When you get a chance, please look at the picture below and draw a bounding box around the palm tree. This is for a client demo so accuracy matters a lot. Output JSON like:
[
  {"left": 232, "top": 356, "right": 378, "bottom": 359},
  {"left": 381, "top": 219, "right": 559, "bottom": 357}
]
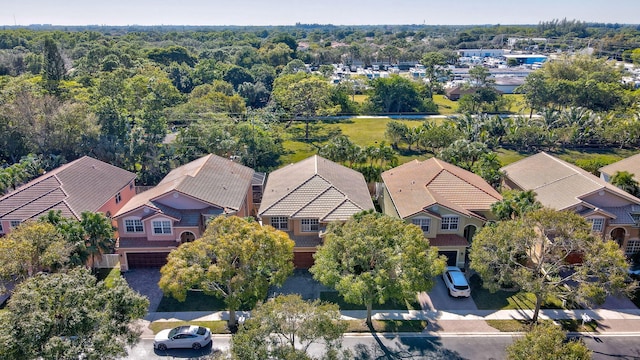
[
  {"left": 80, "top": 212, "right": 116, "bottom": 273},
  {"left": 611, "top": 171, "right": 640, "bottom": 197}
]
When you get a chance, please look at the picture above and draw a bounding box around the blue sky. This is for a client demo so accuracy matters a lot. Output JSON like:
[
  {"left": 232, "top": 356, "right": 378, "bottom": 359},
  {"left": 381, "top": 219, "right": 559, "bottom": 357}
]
[{"left": 3, "top": 0, "right": 637, "bottom": 26}]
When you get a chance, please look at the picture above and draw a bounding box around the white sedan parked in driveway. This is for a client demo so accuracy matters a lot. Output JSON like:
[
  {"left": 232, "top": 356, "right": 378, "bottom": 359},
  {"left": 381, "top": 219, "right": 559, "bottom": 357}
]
[
  {"left": 154, "top": 325, "right": 211, "bottom": 351},
  {"left": 443, "top": 266, "right": 471, "bottom": 298}
]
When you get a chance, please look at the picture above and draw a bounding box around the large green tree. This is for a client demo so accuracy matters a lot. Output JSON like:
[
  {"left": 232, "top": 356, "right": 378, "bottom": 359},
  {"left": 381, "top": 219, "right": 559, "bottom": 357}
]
[
  {"left": 0, "top": 221, "right": 70, "bottom": 293},
  {"left": 470, "top": 208, "right": 632, "bottom": 323},
  {"left": 0, "top": 268, "right": 148, "bottom": 360},
  {"left": 231, "top": 294, "right": 349, "bottom": 360},
  {"left": 310, "top": 211, "right": 445, "bottom": 325},
  {"left": 159, "top": 216, "right": 294, "bottom": 329},
  {"left": 506, "top": 323, "right": 591, "bottom": 360},
  {"left": 368, "top": 75, "right": 424, "bottom": 114},
  {"left": 271, "top": 73, "right": 339, "bottom": 141}
]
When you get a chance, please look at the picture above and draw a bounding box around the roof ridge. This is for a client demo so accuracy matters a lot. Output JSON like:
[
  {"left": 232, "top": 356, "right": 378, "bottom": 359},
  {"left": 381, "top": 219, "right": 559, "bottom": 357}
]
[
  {"left": 320, "top": 198, "right": 363, "bottom": 221},
  {"left": 0, "top": 179, "right": 64, "bottom": 218},
  {"left": 259, "top": 174, "right": 327, "bottom": 216},
  {"left": 291, "top": 185, "right": 345, "bottom": 218}
]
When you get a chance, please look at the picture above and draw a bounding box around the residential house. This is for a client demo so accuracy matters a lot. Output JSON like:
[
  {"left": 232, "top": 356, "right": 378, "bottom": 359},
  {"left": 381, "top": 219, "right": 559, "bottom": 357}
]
[
  {"left": 379, "top": 158, "right": 502, "bottom": 268},
  {"left": 599, "top": 153, "right": 640, "bottom": 183},
  {"left": 258, "top": 155, "right": 375, "bottom": 268},
  {"left": 501, "top": 152, "right": 640, "bottom": 256},
  {"left": 113, "top": 154, "right": 258, "bottom": 271},
  {"left": 0, "top": 156, "right": 136, "bottom": 236}
]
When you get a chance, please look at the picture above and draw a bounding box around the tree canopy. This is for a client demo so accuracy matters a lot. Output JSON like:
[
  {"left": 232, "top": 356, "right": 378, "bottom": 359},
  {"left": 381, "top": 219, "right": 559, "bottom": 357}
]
[
  {"left": 0, "top": 268, "right": 148, "bottom": 360},
  {"left": 158, "top": 216, "right": 294, "bottom": 329},
  {"left": 470, "top": 208, "right": 632, "bottom": 322},
  {"left": 231, "top": 294, "right": 349, "bottom": 360},
  {"left": 310, "top": 211, "right": 445, "bottom": 324},
  {"left": 0, "top": 221, "right": 70, "bottom": 292},
  {"left": 506, "top": 323, "right": 591, "bottom": 360}
]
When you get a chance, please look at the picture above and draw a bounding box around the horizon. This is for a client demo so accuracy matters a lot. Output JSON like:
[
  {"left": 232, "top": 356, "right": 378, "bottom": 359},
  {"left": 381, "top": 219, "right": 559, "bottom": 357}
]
[{"left": 3, "top": 0, "right": 639, "bottom": 27}]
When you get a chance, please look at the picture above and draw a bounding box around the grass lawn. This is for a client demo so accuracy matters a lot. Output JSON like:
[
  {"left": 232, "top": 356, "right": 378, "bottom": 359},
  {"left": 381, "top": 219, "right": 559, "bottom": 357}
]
[
  {"left": 95, "top": 266, "right": 121, "bottom": 288},
  {"left": 320, "top": 291, "right": 421, "bottom": 311},
  {"left": 433, "top": 95, "right": 457, "bottom": 115},
  {"left": 469, "top": 274, "right": 564, "bottom": 311},
  {"left": 346, "top": 320, "right": 428, "bottom": 332},
  {"left": 487, "top": 319, "right": 598, "bottom": 333},
  {"left": 149, "top": 320, "right": 230, "bottom": 334},
  {"left": 156, "top": 291, "right": 255, "bottom": 312}
]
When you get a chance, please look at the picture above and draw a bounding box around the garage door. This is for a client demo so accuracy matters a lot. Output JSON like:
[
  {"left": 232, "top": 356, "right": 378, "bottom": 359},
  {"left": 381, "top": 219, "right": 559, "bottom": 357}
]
[
  {"left": 293, "top": 252, "right": 315, "bottom": 269},
  {"left": 127, "top": 252, "right": 170, "bottom": 268},
  {"left": 439, "top": 251, "right": 458, "bottom": 267}
]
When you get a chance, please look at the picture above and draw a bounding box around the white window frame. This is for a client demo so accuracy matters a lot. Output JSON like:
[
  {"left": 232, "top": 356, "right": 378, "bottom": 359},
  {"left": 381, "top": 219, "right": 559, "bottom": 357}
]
[
  {"left": 589, "top": 218, "right": 604, "bottom": 232},
  {"left": 10, "top": 220, "right": 21, "bottom": 228},
  {"left": 115, "top": 192, "right": 122, "bottom": 204},
  {"left": 626, "top": 240, "right": 640, "bottom": 256},
  {"left": 271, "top": 216, "right": 288, "bottom": 230},
  {"left": 411, "top": 217, "right": 431, "bottom": 233},
  {"left": 441, "top": 216, "right": 459, "bottom": 231},
  {"left": 124, "top": 218, "right": 144, "bottom": 233},
  {"left": 152, "top": 220, "right": 172, "bottom": 235},
  {"left": 301, "top": 219, "right": 319, "bottom": 232}
]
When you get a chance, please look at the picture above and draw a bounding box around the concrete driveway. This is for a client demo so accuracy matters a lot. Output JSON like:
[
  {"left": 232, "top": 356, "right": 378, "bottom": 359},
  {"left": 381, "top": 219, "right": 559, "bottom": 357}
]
[{"left": 419, "top": 275, "right": 478, "bottom": 311}]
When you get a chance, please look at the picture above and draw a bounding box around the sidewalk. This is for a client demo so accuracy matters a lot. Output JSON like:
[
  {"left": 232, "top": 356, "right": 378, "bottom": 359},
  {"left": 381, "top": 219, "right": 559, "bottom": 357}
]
[{"left": 140, "top": 308, "right": 640, "bottom": 338}]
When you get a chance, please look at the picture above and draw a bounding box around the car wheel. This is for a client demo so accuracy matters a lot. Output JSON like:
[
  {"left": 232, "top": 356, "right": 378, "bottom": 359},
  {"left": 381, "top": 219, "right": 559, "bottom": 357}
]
[
  {"left": 157, "top": 344, "right": 167, "bottom": 351},
  {"left": 192, "top": 342, "right": 202, "bottom": 350}
]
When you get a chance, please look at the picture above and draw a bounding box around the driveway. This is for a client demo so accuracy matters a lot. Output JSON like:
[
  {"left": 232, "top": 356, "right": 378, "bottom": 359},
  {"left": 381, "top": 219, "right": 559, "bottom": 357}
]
[
  {"left": 122, "top": 268, "right": 163, "bottom": 312},
  {"left": 268, "top": 269, "right": 331, "bottom": 300},
  {"left": 419, "top": 275, "right": 478, "bottom": 311}
]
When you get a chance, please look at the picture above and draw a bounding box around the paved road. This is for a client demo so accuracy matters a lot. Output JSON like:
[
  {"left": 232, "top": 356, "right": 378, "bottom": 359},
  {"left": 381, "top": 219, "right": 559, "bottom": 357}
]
[{"left": 122, "top": 333, "right": 640, "bottom": 359}]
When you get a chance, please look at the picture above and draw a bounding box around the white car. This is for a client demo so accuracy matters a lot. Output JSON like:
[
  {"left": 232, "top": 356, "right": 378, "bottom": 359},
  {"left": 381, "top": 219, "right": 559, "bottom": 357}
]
[
  {"left": 442, "top": 266, "right": 471, "bottom": 298},
  {"left": 154, "top": 325, "right": 211, "bottom": 351}
]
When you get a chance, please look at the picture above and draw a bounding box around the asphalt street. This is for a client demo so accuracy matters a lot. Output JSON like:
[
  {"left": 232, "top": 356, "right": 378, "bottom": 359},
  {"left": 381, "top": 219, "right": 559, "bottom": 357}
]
[{"left": 123, "top": 333, "right": 640, "bottom": 360}]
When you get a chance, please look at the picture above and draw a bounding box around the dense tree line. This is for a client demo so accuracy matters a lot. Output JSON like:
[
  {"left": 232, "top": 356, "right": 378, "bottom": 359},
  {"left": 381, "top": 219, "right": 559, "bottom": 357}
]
[{"left": 0, "top": 24, "right": 639, "bottom": 187}]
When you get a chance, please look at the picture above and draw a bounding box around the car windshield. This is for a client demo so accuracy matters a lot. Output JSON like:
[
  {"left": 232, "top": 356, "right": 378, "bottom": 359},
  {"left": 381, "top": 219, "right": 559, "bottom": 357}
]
[
  {"left": 449, "top": 271, "right": 468, "bottom": 286},
  {"left": 168, "top": 326, "right": 188, "bottom": 338},
  {"left": 196, "top": 327, "right": 207, "bottom": 335}
]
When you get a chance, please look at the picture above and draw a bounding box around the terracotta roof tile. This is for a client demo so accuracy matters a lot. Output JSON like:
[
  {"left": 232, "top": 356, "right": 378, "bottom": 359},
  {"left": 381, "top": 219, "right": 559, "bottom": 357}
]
[
  {"left": 381, "top": 158, "right": 502, "bottom": 220},
  {"left": 259, "top": 155, "right": 373, "bottom": 219},
  {"left": 501, "top": 152, "right": 640, "bottom": 210},
  {"left": 0, "top": 156, "right": 135, "bottom": 222}
]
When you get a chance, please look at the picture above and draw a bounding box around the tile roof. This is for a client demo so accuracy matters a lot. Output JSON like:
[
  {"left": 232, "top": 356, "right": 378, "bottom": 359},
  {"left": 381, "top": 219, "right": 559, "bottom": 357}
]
[
  {"left": 501, "top": 152, "right": 640, "bottom": 210},
  {"left": 599, "top": 153, "right": 640, "bottom": 182},
  {"left": 0, "top": 156, "right": 136, "bottom": 221},
  {"left": 258, "top": 155, "right": 374, "bottom": 221},
  {"left": 115, "top": 154, "right": 254, "bottom": 218},
  {"left": 428, "top": 233, "right": 469, "bottom": 247},
  {"left": 381, "top": 158, "right": 502, "bottom": 220}
]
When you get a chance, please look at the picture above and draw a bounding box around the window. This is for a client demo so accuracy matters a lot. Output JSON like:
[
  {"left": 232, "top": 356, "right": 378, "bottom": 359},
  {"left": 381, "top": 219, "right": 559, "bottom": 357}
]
[
  {"left": 115, "top": 192, "right": 122, "bottom": 204},
  {"left": 301, "top": 219, "right": 319, "bottom": 232},
  {"left": 10, "top": 220, "right": 21, "bottom": 228},
  {"left": 588, "top": 218, "right": 604, "bottom": 232},
  {"left": 152, "top": 220, "right": 172, "bottom": 234},
  {"left": 441, "top": 216, "right": 459, "bottom": 231},
  {"left": 626, "top": 240, "right": 640, "bottom": 256},
  {"left": 412, "top": 218, "right": 431, "bottom": 232},
  {"left": 0, "top": 222, "right": 3, "bottom": 233},
  {"left": 124, "top": 219, "right": 144, "bottom": 233},
  {"left": 271, "top": 217, "right": 288, "bottom": 230}
]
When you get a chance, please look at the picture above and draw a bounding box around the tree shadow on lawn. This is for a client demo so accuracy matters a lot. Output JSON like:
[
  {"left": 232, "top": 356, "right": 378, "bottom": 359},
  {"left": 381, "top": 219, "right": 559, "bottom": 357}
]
[
  {"left": 469, "top": 274, "right": 564, "bottom": 311},
  {"left": 156, "top": 291, "right": 254, "bottom": 312},
  {"left": 320, "top": 291, "right": 421, "bottom": 311}
]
